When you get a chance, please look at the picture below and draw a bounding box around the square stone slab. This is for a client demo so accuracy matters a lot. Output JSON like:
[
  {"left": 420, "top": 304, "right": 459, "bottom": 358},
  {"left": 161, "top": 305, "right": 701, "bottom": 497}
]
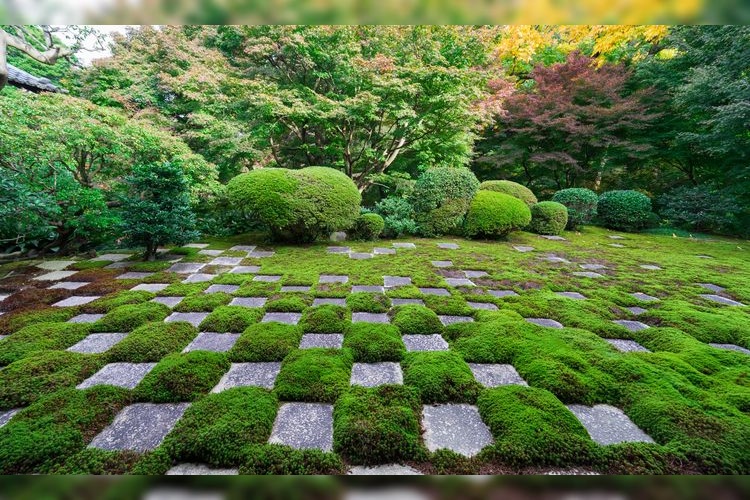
[
  {"left": 165, "top": 312, "right": 209, "bottom": 327},
  {"left": 89, "top": 402, "right": 190, "bottom": 452},
  {"left": 418, "top": 287, "right": 450, "bottom": 296},
  {"left": 77, "top": 362, "right": 157, "bottom": 389},
  {"left": 572, "top": 271, "right": 604, "bottom": 279},
  {"left": 489, "top": 289, "right": 518, "bottom": 298},
  {"left": 698, "top": 283, "right": 724, "bottom": 293},
  {"left": 613, "top": 320, "right": 650, "bottom": 332},
  {"left": 437, "top": 242, "right": 460, "bottom": 249},
  {"left": 281, "top": 285, "right": 312, "bottom": 293},
  {"left": 319, "top": 275, "right": 349, "bottom": 284},
  {"left": 392, "top": 242, "right": 416, "bottom": 249},
  {"left": 209, "top": 257, "right": 243, "bottom": 266},
  {"left": 262, "top": 312, "right": 302, "bottom": 325},
  {"left": 352, "top": 312, "right": 389, "bottom": 324},
  {"left": 351, "top": 285, "right": 384, "bottom": 293},
  {"left": 253, "top": 275, "right": 281, "bottom": 282},
  {"left": 211, "top": 362, "right": 281, "bottom": 391},
  {"left": 606, "top": 339, "right": 651, "bottom": 353},
  {"left": 249, "top": 251, "right": 275, "bottom": 258},
  {"left": 131, "top": 283, "right": 170, "bottom": 292},
  {"left": 391, "top": 298, "right": 425, "bottom": 307},
  {"left": 545, "top": 255, "right": 571, "bottom": 264},
  {"left": 116, "top": 272, "right": 154, "bottom": 280},
  {"left": 68, "top": 314, "right": 105, "bottom": 324},
  {"left": 198, "top": 249, "right": 224, "bottom": 257},
  {"left": 431, "top": 261, "right": 453, "bottom": 268},
  {"left": 525, "top": 318, "right": 563, "bottom": 329},
  {"left": 312, "top": 298, "right": 347, "bottom": 307},
  {"left": 37, "top": 260, "right": 77, "bottom": 271},
  {"left": 166, "top": 464, "right": 239, "bottom": 475},
  {"left": 49, "top": 281, "right": 89, "bottom": 290},
  {"left": 230, "top": 297, "right": 267, "bottom": 308},
  {"left": 640, "top": 265, "right": 662, "bottom": 271},
  {"left": 540, "top": 235, "right": 566, "bottom": 241},
  {"left": 626, "top": 306, "right": 647, "bottom": 315},
  {"left": 384, "top": 276, "right": 412, "bottom": 288},
  {"left": 580, "top": 263, "right": 607, "bottom": 270},
  {"left": 0, "top": 294, "right": 7, "bottom": 302},
  {"left": 151, "top": 296, "right": 184, "bottom": 308},
  {"left": 467, "top": 302, "right": 498, "bottom": 311},
  {"left": 205, "top": 284, "right": 239, "bottom": 294},
  {"left": 556, "top": 292, "right": 586, "bottom": 300},
  {"left": 185, "top": 243, "right": 209, "bottom": 248},
  {"left": 373, "top": 247, "right": 396, "bottom": 255},
  {"left": 169, "top": 263, "right": 206, "bottom": 274},
  {"left": 184, "top": 333, "right": 240, "bottom": 352},
  {"left": 609, "top": 243, "right": 625, "bottom": 248},
  {"left": 566, "top": 404, "right": 654, "bottom": 445},
  {"left": 632, "top": 292, "right": 659, "bottom": 302},
  {"left": 699, "top": 294, "right": 745, "bottom": 306},
  {"left": 182, "top": 273, "right": 216, "bottom": 283},
  {"left": 91, "top": 253, "right": 131, "bottom": 262},
  {"left": 348, "top": 464, "right": 422, "bottom": 475},
  {"left": 349, "top": 252, "right": 373, "bottom": 260},
  {"left": 513, "top": 245, "right": 534, "bottom": 252},
  {"left": 34, "top": 270, "right": 78, "bottom": 281},
  {"left": 0, "top": 408, "right": 21, "bottom": 428},
  {"left": 469, "top": 363, "right": 527, "bottom": 387},
  {"left": 327, "top": 246, "right": 351, "bottom": 254},
  {"left": 402, "top": 334, "right": 449, "bottom": 352},
  {"left": 230, "top": 245, "right": 257, "bottom": 253},
  {"left": 709, "top": 343, "right": 750, "bottom": 355},
  {"left": 230, "top": 265, "right": 261, "bottom": 274},
  {"left": 445, "top": 278, "right": 475, "bottom": 287},
  {"left": 464, "top": 270, "right": 489, "bottom": 278},
  {"left": 300, "top": 333, "right": 344, "bottom": 349},
  {"left": 67, "top": 333, "right": 128, "bottom": 354},
  {"left": 52, "top": 296, "right": 100, "bottom": 307},
  {"left": 608, "top": 235, "right": 625, "bottom": 240},
  {"left": 269, "top": 403, "right": 334, "bottom": 451},
  {"left": 438, "top": 315, "right": 474, "bottom": 326},
  {"left": 422, "top": 404, "right": 493, "bottom": 457},
  {"left": 350, "top": 362, "right": 403, "bottom": 387}
]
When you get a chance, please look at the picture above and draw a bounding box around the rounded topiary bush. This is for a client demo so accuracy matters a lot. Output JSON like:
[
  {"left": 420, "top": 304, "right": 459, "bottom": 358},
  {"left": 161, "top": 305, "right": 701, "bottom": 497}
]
[
  {"left": 551, "top": 188, "right": 598, "bottom": 229},
  {"left": 480, "top": 180, "right": 538, "bottom": 206},
  {"left": 409, "top": 167, "right": 480, "bottom": 237},
  {"left": 597, "top": 190, "right": 653, "bottom": 232},
  {"left": 464, "top": 191, "right": 531, "bottom": 240},
  {"left": 529, "top": 201, "right": 568, "bottom": 236},
  {"left": 227, "top": 167, "right": 361, "bottom": 242},
  {"left": 350, "top": 213, "right": 384, "bottom": 241}
]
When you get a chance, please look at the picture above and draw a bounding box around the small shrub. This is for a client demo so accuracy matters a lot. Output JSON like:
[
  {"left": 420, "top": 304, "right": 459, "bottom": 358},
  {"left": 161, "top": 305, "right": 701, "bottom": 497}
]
[
  {"left": 0, "top": 322, "right": 90, "bottom": 365},
  {"left": 343, "top": 324, "right": 405, "bottom": 362},
  {"left": 597, "top": 190, "right": 653, "bottom": 232},
  {"left": 529, "top": 201, "right": 568, "bottom": 235},
  {"left": 174, "top": 292, "right": 232, "bottom": 312},
  {"left": 107, "top": 322, "right": 197, "bottom": 363},
  {"left": 274, "top": 348, "right": 353, "bottom": 403},
  {"left": 401, "top": 351, "right": 480, "bottom": 403},
  {"left": 391, "top": 305, "right": 443, "bottom": 335},
  {"left": 350, "top": 213, "right": 385, "bottom": 241},
  {"left": 346, "top": 292, "right": 390, "bottom": 313},
  {"left": 135, "top": 351, "right": 230, "bottom": 402},
  {"left": 656, "top": 184, "right": 744, "bottom": 236},
  {"left": 480, "top": 180, "right": 538, "bottom": 206},
  {"left": 91, "top": 302, "right": 170, "bottom": 333},
  {"left": 199, "top": 306, "right": 263, "bottom": 332},
  {"left": 373, "top": 196, "right": 418, "bottom": 237},
  {"left": 240, "top": 444, "right": 345, "bottom": 474},
  {"left": 551, "top": 188, "right": 598, "bottom": 229},
  {"left": 410, "top": 167, "right": 480, "bottom": 237},
  {"left": 300, "top": 305, "right": 350, "bottom": 333},
  {"left": 464, "top": 191, "right": 531, "bottom": 239},
  {"left": 229, "top": 323, "right": 303, "bottom": 362}
]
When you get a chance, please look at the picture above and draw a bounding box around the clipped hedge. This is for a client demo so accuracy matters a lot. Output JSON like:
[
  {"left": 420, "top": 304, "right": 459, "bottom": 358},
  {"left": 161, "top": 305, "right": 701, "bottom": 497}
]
[
  {"left": 350, "top": 213, "right": 385, "bottom": 241},
  {"left": 464, "top": 191, "right": 531, "bottom": 239},
  {"left": 598, "top": 190, "right": 654, "bottom": 232},
  {"left": 410, "top": 167, "right": 480, "bottom": 237},
  {"left": 529, "top": 201, "right": 568, "bottom": 235},
  {"left": 551, "top": 188, "right": 598, "bottom": 229},
  {"left": 480, "top": 180, "right": 538, "bottom": 206}
]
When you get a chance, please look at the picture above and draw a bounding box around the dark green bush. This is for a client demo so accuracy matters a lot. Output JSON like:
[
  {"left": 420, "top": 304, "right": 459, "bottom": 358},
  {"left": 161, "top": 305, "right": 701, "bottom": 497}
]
[
  {"left": 551, "top": 188, "right": 598, "bottom": 229},
  {"left": 410, "top": 167, "right": 480, "bottom": 237},
  {"left": 135, "top": 351, "right": 230, "bottom": 402},
  {"left": 274, "top": 348, "right": 353, "bottom": 403},
  {"left": 656, "top": 184, "right": 744, "bottom": 236},
  {"left": 350, "top": 213, "right": 385, "bottom": 241},
  {"left": 343, "top": 324, "right": 405, "bottom": 362},
  {"left": 346, "top": 292, "right": 390, "bottom": 312},
  {"left": 91, "top": 302, "right": 170, "bottom": 333},
  {"left": 597, "top": 190, "right": 654, "bottom": 232},
  {"left": 464, "top": 190, "right": 531, "bottom": 239},
  {"left": 402, "top": 351, "right": 480, "bottom": 403},
  {"left": 529, "top": 201, "right": 568, "bottom": 235},
  {"left": 229, "top": 322, "right": 303, "bottom": 362},
  {"left": 373, "top": 196, "right": 418, "bottom": 237},
  {"left": 391, "top": 305, "right": 443, "bottom": 335},
  {"left": 174, "top": 292, "right": 232, "bottom": 312},
  {"left": 107, "top": 322, "right": 197, "bottom": 362},
  {"left": 0, "top": 322, "right": 90, "bottom": 365},
  {"left": 240, "top": 444, "right": 345, "bottom": 474},
  {"left": 226, "top": 167, "right": 361, "bottom": 243},
  {"left": 479, "top": 180, "right": 538, "bottom": 206},
  {"left": 300, "top": 305, "right": 350, "bottom": 333},
  {"left": 199, "top": 305, "right": 263, "bottom": 332}
]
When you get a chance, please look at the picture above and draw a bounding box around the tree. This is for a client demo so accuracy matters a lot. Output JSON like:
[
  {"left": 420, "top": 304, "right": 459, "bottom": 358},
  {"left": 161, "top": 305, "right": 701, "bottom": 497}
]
[{"left": 121, "top": 162, "right": 199, "bottom": 260}]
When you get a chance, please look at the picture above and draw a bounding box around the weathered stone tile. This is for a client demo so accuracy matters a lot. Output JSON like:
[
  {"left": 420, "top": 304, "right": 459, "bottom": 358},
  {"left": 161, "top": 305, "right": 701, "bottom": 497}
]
[
  {"left": 166, "top": 464, "right": 239, "bottom": 475},
  {"left": 185, "top": 243, "right": 209, "bottom": 248},
  {"left": 0, "top": 408, "right": 21, "bottom": 428},
  {"left": 402, "top": 334, "right": 448, "bottom": 352},
  {"left": 431, "top": 260, "right": 453, "bottom": 268},
  {"left": 165, "top": 312, "right": 209, "bottom": 327},
  {"left": 327, "top": 246, "right": 351, "bottom": 254},
  {"left": 392, "top": 242, "right": 416, "bottom": 249},
  {"left": 168, "top": 263, "right": 206, "bottom": 274},
  {"left": 513, "top": 245, "right": 534, "bottom": 252},
  {"left": 612, "top": 320, "right": 650, "bottom": 332},
  {"left": 467, "top": 301, "right": 498, "bottom": 311},
  {"left": 580, "top": 263, "right": 607, "bottom": 270},
  {"left": 36, "top": 260, "right": 76, "bottom": 271},
  {"left": 609, "top": 243, "right": 625, "bottom": 248},
  {"left": 52, "top": 296, "right": 100, "bottom": 307},
  {"left": 352, "top": 312, "right": 389, "bottom": 323},
  {"left": 571, "top": 271, "right": 604, "bottom": 278},
  {"left": 696, "top": 255, "right": 713, "bottom": 259},
  {"left": 469, "top": 363, "right": 527, "bottom": 387},
  {"left": 422, "top": 404, "right": 493, "bottom": 457},
  {"left": 210, "top": 257, "right": 243, "bottom": 266},
  {"left": 230, "top": 265, "right": 261, "bottom": 274},
  {"left": 708, "top": 343, "right": 750, "bottom": 355},
  {"left": 605, "top": 339, "right": 651, "bottom": 353},
  {"left": 131, "top": 283, "right": 170, "bottom": 292},
  {"left": 211, "top": 362, "right": 281, "bottom": 391},
  {"left": 349, "top": 252, "right": 373, "bottom": 260},
  {"left": 438, "top": 315, "right": 474, "bottom": 326},
  {"left": 151, "top": 296, "right": 184, "bottom": 308},
  {"left": 319, "top": 275, "right": 349, "bottom": 284},
  {"left": 106, "top": 261, "right": 130, "bottom": 270},
  {"left": 488, "top": 289, "right": 518, "bottom": 298},
  {"left": 33, "top": 270, "right": 79, "bottom": 281},
  {"left": 67, "top": 333, "right": 128, "bottom": 354},
  {"left": 383, "top": 276, "right": 412, "bottom": 288},
  {"left": 230, "top": 297, "right": 267, "bottom": 308},
  {"left": 230, "top": 245, "right": 257, "bottom": 253},
  {"left": 464, "top": 270, "right": 489, "bottom": 278},
  {"left": 0, "top": 294, "right": 9, "bottom": 302},
  {"left": 116, "top": 272, "right": 154, "bottom": 280},
  {"left": 184, "top": 333, "right": 240, "bottom": 352},
  {"left": 445, "top": 278, "right": 475, "bottom": 287},
  {"left": 348, "top": 464, "right": 422, "bottom": 475},
  {"left": 556, "top": 292, "right": 586, "bottom": 300},
  {"left": 699, "top": 294, "right": 745, "bottom": 306},
  {"left": 312, "top": 298, "right": 347, "bottom": 307},
  {"left": 91, "top": 253, "right": 131, "bottom": 262},
  {"left": 281, "top": 285, "right": 312, "bottom": 293},
  {"left": 49, "top": 281, "right": 90, "bottom": 290},
  {"left": 698, "top": 283, "right": 725, "bottom": 293},
  {"left": 182, "top": 273, "right": 216, "bottom": 283},
  {"left": 639, "top": 264, "right": 662, "bottom": 271},
  {"left": 608, "top": 235, "right": 625, "bottom": 240},
  {"left": 391, "top": 298, "right": 425, "bottom": 307},
  {"left": 566, "top": 404, "right": 654, "bottom": 445},
  {"left": 77, "top": 362, "right": 157, "bottom": 390},
  {"left": 525, "top": 318, "right": 563, "bottom": 329},
  {"left": 253, "top": 275, "right": 281, "bottom": 282},
  {"left": 350, "top": 362, "right": 403, "bottom": 387},
  {"left": 262, "top": 312, "right": 302, "bottom": 325},
  {"left": 249, "top": 251, "right": 275, "bottom": 258},
  {"left": 540, "top": 235, "right": 566, "bottom": 241},
  {"left": 418, "top": 287, "right": 450, "bottom": 296},
  {"left": 437, "top": 242, "right": 459, "bottom": 249},
  {"left": 300, "top": 333, "right": 344, "bottom": 349},
  {"left": 269, "top": 403, "right": 333, "bottom": 451},
  {"left": 631, "top": 292, "right": 659, "bottom": 302},
  {"left": 204, "top": 284, "right": 239, "bottom": 294},
  {"left": 351, "top": 285, "right": 384, "bottom": 293},
  {"left": 198, "top": 249, "right": 224, "bottom": 257},
  {"left": 626, "top": 306, "right": 647, "bottom": 315},
  {"left": 373, "top": 247, "right": 396, "bottom": 255},
  {"left": 68, "top": 314, "right": 105, "bottom": 324},
  {"left": 89, "top": 403, "right": 191, "bottom": 452},
  {"left": 544, "top": 255, "right": 571, "bottom": 264}
]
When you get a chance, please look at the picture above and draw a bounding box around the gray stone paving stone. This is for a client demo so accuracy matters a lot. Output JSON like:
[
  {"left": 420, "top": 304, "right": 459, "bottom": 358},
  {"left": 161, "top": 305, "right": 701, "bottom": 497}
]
[
  {"left": 632, "top": 292, "right": 659, "bottom": 302},
  {"left": 262, "top": 312, "right": 302, "bottom": 325},
  {"left": 131, "top": 283, "right": 170, "bottom": 292},
  {"left": 204, "top": 284, "right": 239, "bottom": 294},
  {"left": 488, "top": 289, "right": 518, "bottom": 298},
  {"left": 445, "top": 278, "right": 475, "bottom": 287},
  {"left": 348, "top": 464, "right": 422, "bottom": 475},
  {"left": 606, "top": 339, "right": 651, "bottom": 353},
  {"left": 0, "top": 408, "right": 21, "bottom": 428},
  {"left": 166, "top": 464, "right": 239, "bottom": 475},
  {"left": 422, "top": 404, "right": 493, "bottom": 457},
  {"left": 168, "top": 262, "right": 206, "bottom": 274},
  {"left": 431, "top": 260, "right": 453, "bottom": 268},
  {"left": 182, "top": 273, "right": 217, "bottom": 283},
  {"left": 626, "top": 306, "right": 647, "bottom": 315},
  {"left": 230, "top": 245, "right": 257, "bottom": 253},
  {"left": 151, "top": 296, "right": 184, "bottom": 308},
  {"left": 566, "top": 404, "right": 654, "bottom": 445},
  {"left": 352, "top": 312, "right": 389, "bottom": 323},
  {"left": 185, "top": 243, "right": 209, "bottom": 248},
  {"left": 67, "top": 333, "right": 128, "bottom": 354},
  {"left": 52, "top": 295, "right": 100, "bottom": 307},
  {"left": 392, "top": 242, "right": 416, "bottom": 249},
  {"left": 210, "top": 257, "right": 243, "bottom": 266},
  {"left": 698, "top": 283, "right": 725, "bottom": 293},
  {"left": 0, "top": 334, "right": 6, "bottom": 341},
  {"left": 327, "top": 246, "right": 351, "bottom": 254},
  {"left": 699, "top": 294, "right": 745, "bottom": 306},
  {"left": 350, "top": 362, "right": 403, "bottom": 387},
  {"left": 402, "top": 334, "right": 449, "bottom": 352},
  {"left": 249, "top": 251, "right": 275, "bottom": 258},
  {"left": 467, "top": 302, "right": 498, "bottom": 311},
  {"left": 231, "top": 297, "right": 267, "bottom": 308},
  {"left": 609, "top": 243, "right": 625, "bottom": 248},
  {"left": 556, "top": 292, "right": 586, "bottom": 300},
  {"left": 544, "top": 255, "right": 571, "bottom": 263},
  {"left": 349, "top": 252, "right": 373, "bottom": 260},
  {"left": 580, "top": 263, "right": 607, "bottom": 270},
  {"left": 709, "top": 343, "right": 750, "bottom": 355},
  {"left": 300, "top": 333, "right": 344, "bottom": 349},
  {"left": 0, "top": 293, "right": 8, "bottom": 302},
  {"left": 34, "top": 270, "right": 78, "bottom": 281},
  {"left": 91, "top": 253, "right": 131, "bottom": 262},
  {"left": 541, "top": 235, "right": 566, "bottom": 241},
  {"left": 212, "top": 362, "right": 281, "bottom": 391},
  {"left": 608, "top": 235, "right": 625, "bottom": 239},
  {"left": 78, "top": 362, "right": 157, "bottom": 390},
  {"left": 319, "top": 275, "right": 349, "bottom": 284},
  {"left": 464, "top": 270, "right": 489, "bottom": 278},
  {"left": 640, "top": 264, "right": 662, "bottom": 270},
  {"left": 696, "top": 255, "right": 713, "bottom": 259},
  {"left": 269, "top": 402, "right": 334, "bottom": 451},
  {"left": 437, "top": 242, "right": 460, "bottom": 249},
  {"left": 253, "top": 275, "right": 281, "bottom": 282},
  {"left": 418, "top": 287, "right": 450, "bottom": 296},
  {"left": 525, "top": 318, "right": 564, "bottom": 329},
  {"left": 184, "top": 333, "right": 240, "bottom": 352},
  {"left": 391, "top": 298, "right": 425, "bottom": 307},
  {"left": 383, "top": 276, "right": 412, "bottom": 288},
  {"left": 513, "top": 245, "right": 535, "bottom": 252},
  {"left": 352, "top": 285, "right": 385, "bottom": 293},
  {"left": 230, "top": 265, "right": 261, "bottom": 274},
  {"left": 36, "top": 260, "right": 77, "bottom": 271},
  {"left": 281, "top": 285, "right": 312, "bottom": 293},
  {"left": 571, "top": 271, "right": 604, "bottom": 278},
  {"left": 116, "top": 272, "right": 154, "bottom": 280},
  {"left": 373, "top": 247, "right": 396, "bottom": 255},
  {"left": 438, "top": 315, "right": 474, "bottom": 326},
  {"left": 613, "top": 320, "right": 650, "bottom": 332},
  {"left": 49, "top": 281, "right": 90, "bottom": 290},
  {"left": 165, "top": 312, "right": 209, "bottom": 327},
  {"left": 68, "top": 314, "right": 105, "bottom": 324},
  {"left": 198, "top": 249, "right": 224, "bottom": 256},
  {"left": 312, "top": 298, "right": 347, "bottom": 307},
  {"left": 89, "top": 402, "right": 190, "bottom": 452},
  {"left": 469, "top": 363, "right": 527, "bottom": 387}
]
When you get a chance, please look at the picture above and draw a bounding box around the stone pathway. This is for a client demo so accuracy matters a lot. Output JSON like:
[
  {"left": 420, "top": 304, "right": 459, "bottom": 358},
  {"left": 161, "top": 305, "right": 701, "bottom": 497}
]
[
  {"left": 468, "top": 363, "right": 527, "bottom": 387},
  {"left": 89, "top": 403, "right": 191, "bottom": 452},
  {"left": 350, "top": 362, "right": 403, "bottom": 387},
  {"left": 300, "top": 333, "right": 344, "bottom": 349},
  {"left": 68, "top": 333, "right": 128, "bottom": 354},
  {"left": 566, "top": 404, "right": 654, "bottom": 445},
  {"left": 269, "top": 403, "right": 334, "bottom": 451},
  {"left": 262, "top": 312, "right": 302, "bottom": 325},
  {"left": 699, "top": 294, "right": 745, "bottom": 306},
  {"left": 77, "top": 363, "right": 156, "bottom": 390},
  {"left": 166, "top": 464, "right": 239, "bottom": 475},
  {"left": 605, "top": 339, "right": 651, "bottom": 353},
  {"left": 422, "top": 404, "right": 493, "bottom": 457},
  {"left": 166, "top": 312, "right": 209, "bottom": 327},
  {"left": 211, "top": 362, "right": 281, "bottom": 391},
  {"left": 525, "top": 318, "right": 563, "bottom": 329},
  {"left": 402, "top": 334, "right": 449, "bottom": 352},
  {"left": 184, "top": 333, "right": 240, "bottom": 352},
  {"left": 709, "top": 343, "right": 750, "bottom": 355},
  {"left": 612, "top": 320, "right": 650, "bottom": 332}
]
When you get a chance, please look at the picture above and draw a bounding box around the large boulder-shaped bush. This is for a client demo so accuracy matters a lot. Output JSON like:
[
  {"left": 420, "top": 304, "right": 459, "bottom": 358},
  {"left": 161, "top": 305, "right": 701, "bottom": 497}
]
[
  {"left": 409, "top": 167, "right": 480, "bottom": 237},
  {"left": 597, "top": 190, "right": 653, "bottom": 232},
  {"left": 464, "top": 191, "right": 531, "bottom": 239},
  {"left": 551, "top": 188, "right": 598, "bottom": 229},
  {"left": 227, "top": 167, "right": 361, "bottom": 242},
  {"left": 480, "top": 180, "right": 538, "bottom": 206},
  {"left": 529, "top": 201, "right": 568, "bottom": 235}
]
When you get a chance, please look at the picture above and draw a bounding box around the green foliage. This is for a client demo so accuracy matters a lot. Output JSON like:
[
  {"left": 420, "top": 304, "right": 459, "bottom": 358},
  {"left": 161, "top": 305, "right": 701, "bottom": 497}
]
[
  {"left": 657, "top": 184, "right": 744, "bottom": 236},
  {"left": 373, "top": 196, "right": 418, "bottom": 237},
  {"left": 350, "top": 213, "right": 385, "bottom": 241},
  {"left": 346, "top": 292, "right": 390, "bottom": 312},
  {"left": 479, "top": 180, "right": 538, "bottom": 206},
  {"left": 343, "top": 324, "right": 405, "bottom": 362},
  {"left": 107, "top": 322, "right": 197, "bottom": 362},
  {"left": 135, "top": 351, "right": 229, "bottom": 402},
  {"left": 410, "top": 167, "right": 480, "bottom": 237},
  {"left": 229, "top": 323, "right": 303, "bottom": 362},
  {"left": 334, "top": 385, "right": 425, "bottom": 465},
  {"left": 402, "top": 351, "right": 480, "bottom": 403},
  {"left": 464, "top": 190, "right": 531, "bottom": 239},
  {"left": 552, "top": 188, "right": 598, "bottom": 229},
  {"left": 240, "top": 444, "right": 345, "bottom": 474},
  {"left": 529, "top": 201, "right": 569, "bottom": 235},
  {"left": 199, "top": 305, "right": 263, "bottom": 332},
  {"left": 174, "top": 292, "right": 232, "bottom": 312},
  {"left": 83, "top": 291, "right": 155, "bottom": 314},
  {"left": 91, "top": 302, "right": 170, "bottom": 333},
  {"left": 0, "top": 308, "right": 78, "bottom": 335},
  {"left": 300, "top": 305, "right": 350, "bottom": 333},
  {"left": 274, "top": 349, "right": 353, "bottom": 403},
  {"left": 0, "top": 323, "right": 90, "bottom": 365},
  {"left": 51, "top": 448, "right": 142, "bottom": 474},
  {"left": 431, "top": 449, "right": 480, "bottom": 474},
  {"left": 597, "top": 190, "right": 654, "bottom": 231},
  {"left": 391, "top": 305, "right": 443, "bottom": 335},
  {"left": 265, "top": 295, "right": 310, "bottom": 312}
]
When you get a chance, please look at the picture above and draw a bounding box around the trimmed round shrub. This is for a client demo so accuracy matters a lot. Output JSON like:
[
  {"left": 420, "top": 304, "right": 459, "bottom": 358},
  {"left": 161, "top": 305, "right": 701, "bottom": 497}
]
[
  {"left": 552, "top": 188, "right": 598, "bottom": 229},
  {"left": 227, "top": 167, "right": 361, "bottom": 242},
  {"left": 464, "top": 191, "right": 531, "bottom": 239},
  {"left": 529, "top": 201, "right": 568, "bottom": 235},
  {"left": 597, "top": 190, "right": 654, "bottom": 232},
  {"left": 350, "top": 213, "right": 384, "bottom": 241},
  {"left": 480, "top": 180, "right": 538, "bottom": 206},
  {"left": 409, "top": 167, "right": 480, "bottom": 237},
  {"left": 391, "top": 305, "right": 443, "bottom": 335}
]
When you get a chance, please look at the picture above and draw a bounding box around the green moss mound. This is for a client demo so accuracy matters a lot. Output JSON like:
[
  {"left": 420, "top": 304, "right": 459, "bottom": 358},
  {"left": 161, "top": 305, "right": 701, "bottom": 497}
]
[
  {"left": 402, "top": 351, "right": 480, "bottom": 403},
  {"left": 300, "top": 305, "right": 350, "bottom": 333},
  {"left": 274, "top": 348, "right": 353, "bottom": 403},
  {"left": 343, "top": 323, "right": 405, "bottom": 362},
  {"left": 597, "top": 190, "right": 654, "bottom": 232},
  {"left": 0, "top": 322, "right": 90, "bottom": 365},
  {"left": 464, "top": 190, "right": 531, "bottom": 239},
  {"left": 199, "top": 305, "right": 263, "bottom": 333},
  {"left": 173, "top": 292, "right": 232, "bottom": 312},
  {"left": 350, "top": 213, "right": 385, "bottom": 241},
  {"left": 240, "top": 444, "right": 345, "bottom": 474},
  {"left": 552, "top": 188, "right": 598, "bottom": 229},
  {"left": 529, "top": 201, "right": 569, "bottom": 235},
  {"left": 0, "top": 308, "right": 79, "bottom": 335},
  {"left": 107, "top": 322, "right": 197, "bottom": 362},
  {"left": 135, "top": 351, "right": 230, "bottom": 402},
  {"left": 91, "top": 302, "right": 170, "bottom": 333},
  {"left": 346, "top": 292, "right": 390, "bottom": 312},
  {"left": 480, "top": 180, "right": 538, "bottom": 206},
  {"left": 410, "top": 167, "right": 480, "bottom": 237},
  {"left": 83, "top": 291, "right": 156, "bottom": 314},
  {"left": 391, "top": 305, "right": 443, "bottom": 335},
  {"left": 229, "top": 322, "right": 303, "bottom": 362}
]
